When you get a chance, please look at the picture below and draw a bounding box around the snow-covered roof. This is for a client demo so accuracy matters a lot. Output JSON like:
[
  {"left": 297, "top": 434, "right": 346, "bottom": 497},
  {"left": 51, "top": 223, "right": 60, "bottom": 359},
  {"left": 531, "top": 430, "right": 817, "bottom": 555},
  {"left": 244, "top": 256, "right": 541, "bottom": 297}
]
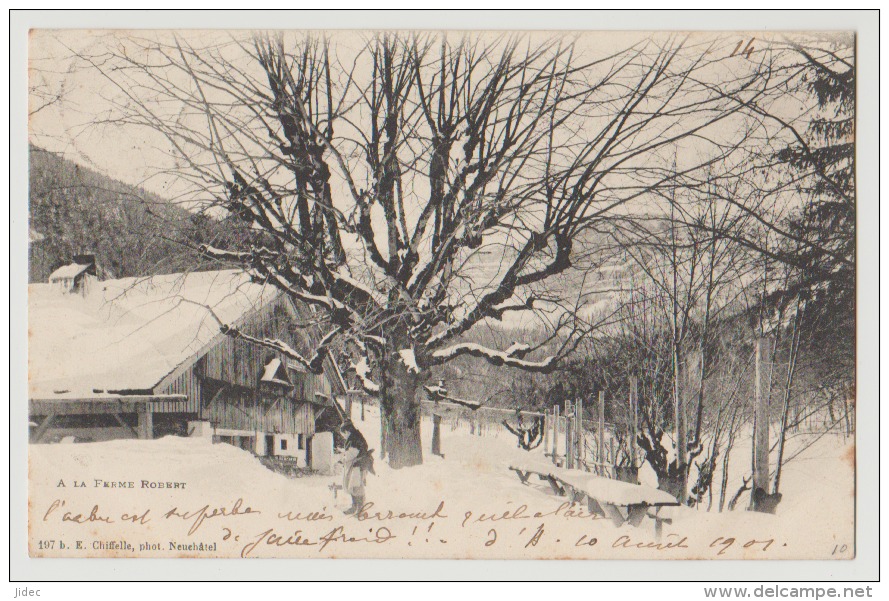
[
  {"left": 48, "top": 263, "right": 91, "bottom": 281},
  {"left": 28, "top": 270, "right": 278, "bottom": 398}
]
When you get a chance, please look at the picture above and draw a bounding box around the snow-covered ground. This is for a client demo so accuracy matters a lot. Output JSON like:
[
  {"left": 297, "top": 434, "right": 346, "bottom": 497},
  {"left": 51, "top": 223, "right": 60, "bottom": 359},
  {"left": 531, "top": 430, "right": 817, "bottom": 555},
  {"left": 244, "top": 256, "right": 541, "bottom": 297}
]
[{"left": 29, "top": 404, "right": 854, "bottom": 559}]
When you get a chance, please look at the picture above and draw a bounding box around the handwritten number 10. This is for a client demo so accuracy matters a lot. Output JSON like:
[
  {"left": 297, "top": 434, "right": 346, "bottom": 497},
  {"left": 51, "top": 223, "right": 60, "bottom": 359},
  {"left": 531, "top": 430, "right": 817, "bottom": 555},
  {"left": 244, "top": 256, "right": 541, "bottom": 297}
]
[{"left": 832, "top": 544, "right": 848, "bottom": 555}]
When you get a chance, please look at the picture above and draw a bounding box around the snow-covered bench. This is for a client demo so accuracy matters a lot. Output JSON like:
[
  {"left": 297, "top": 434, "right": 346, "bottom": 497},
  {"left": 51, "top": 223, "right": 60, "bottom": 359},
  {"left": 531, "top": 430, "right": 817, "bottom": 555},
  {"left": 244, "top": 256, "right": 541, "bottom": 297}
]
[{"left": 508, "top": 463, "right": 679, "bottom": 537}]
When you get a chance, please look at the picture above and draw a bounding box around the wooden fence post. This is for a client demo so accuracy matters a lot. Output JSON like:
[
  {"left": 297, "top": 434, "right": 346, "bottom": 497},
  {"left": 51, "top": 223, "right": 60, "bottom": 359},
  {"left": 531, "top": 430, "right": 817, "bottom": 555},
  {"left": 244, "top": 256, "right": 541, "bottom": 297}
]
[
  {"left": 543, "top": 410, "right": 550, "bottom": 458},
  {"left": 565, "top": 400, "right": 574, "bottom": 469},
  {"left": 431, "top": 413, "right": 443, "bottom": 457},
  {"left": 575, "top": 397, "right": 584, "bottom": 470},
  {"left": 552, "top": 404, "right": 560, "bottom": 466}
]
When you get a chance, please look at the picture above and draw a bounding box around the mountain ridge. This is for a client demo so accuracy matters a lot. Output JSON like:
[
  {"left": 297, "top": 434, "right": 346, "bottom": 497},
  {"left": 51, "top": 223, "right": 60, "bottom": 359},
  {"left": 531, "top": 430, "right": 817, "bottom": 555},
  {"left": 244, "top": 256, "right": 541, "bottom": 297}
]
[{"left": 28, "top": 145, "right": 244, "bottom": 282}]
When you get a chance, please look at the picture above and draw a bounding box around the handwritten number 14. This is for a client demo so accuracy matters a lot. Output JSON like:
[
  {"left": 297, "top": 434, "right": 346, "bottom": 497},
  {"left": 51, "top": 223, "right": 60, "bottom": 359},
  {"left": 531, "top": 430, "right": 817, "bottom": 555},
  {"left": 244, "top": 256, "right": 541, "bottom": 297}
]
[{"left": 731, "top": 39, "right": 756, "bottom": 59}]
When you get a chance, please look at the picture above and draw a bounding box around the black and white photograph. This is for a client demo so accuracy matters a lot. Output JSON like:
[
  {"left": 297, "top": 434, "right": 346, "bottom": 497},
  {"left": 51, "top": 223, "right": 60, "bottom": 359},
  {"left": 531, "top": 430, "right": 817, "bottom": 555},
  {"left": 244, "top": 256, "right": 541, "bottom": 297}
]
[{"left": 13, "top": 11, "right": 877, "bottom": 577}]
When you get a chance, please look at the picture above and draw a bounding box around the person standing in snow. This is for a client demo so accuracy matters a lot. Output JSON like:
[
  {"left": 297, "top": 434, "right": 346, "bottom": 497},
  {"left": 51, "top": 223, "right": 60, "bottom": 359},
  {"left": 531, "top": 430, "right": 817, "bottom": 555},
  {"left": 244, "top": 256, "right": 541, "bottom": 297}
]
[{"left": 339, "top": 422, "right": 373, "bottom": 515}]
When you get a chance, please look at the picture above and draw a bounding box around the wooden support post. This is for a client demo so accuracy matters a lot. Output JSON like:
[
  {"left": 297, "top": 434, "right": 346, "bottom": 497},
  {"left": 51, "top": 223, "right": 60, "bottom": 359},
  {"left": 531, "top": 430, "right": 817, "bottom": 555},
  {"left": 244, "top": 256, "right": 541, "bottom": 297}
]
[
  {"left": 552, "top": 404, "right": 560, "bottom": 466},
  {"left": 598, "top": 391, "right": 605, "bottom": 469},
  {"left": 587, "top": 497, "right": 607, "bottom": 518},
  {"left": 603, "top": 503, "right": 627, "bottom": 528},
  {"left": 202, "top": 385, "right": 226, "bottom": 422},
  {"left": 575, "top": 397, "right": 584, "bottom": 469},
  {"left": 111, "top": 412, "right": 139, "bottom": 438},
  {"left": 32, "top": 414, "right": 55, "bottom": 443},
  {"left": 137, "top": 403, "right": 153, "bottom": 440},
  {"left": 545, "top": 475, "right": 564, "bottom": 496},
  {"left": 626, "top": 504, "right": 648, "bottom": 527},
  {"left": 654, "top": 516, "right": 671, "bottom": 540},
  {"left": 751, "top": 336, "right": 772, "bottom": 511}
]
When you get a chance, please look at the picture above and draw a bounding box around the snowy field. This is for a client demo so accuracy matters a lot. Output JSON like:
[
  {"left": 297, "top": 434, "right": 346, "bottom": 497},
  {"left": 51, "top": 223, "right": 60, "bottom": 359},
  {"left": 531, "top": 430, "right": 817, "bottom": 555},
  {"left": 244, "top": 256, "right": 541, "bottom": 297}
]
[{"left": 29, "top": 404, "right": 854, "bottom": 560}]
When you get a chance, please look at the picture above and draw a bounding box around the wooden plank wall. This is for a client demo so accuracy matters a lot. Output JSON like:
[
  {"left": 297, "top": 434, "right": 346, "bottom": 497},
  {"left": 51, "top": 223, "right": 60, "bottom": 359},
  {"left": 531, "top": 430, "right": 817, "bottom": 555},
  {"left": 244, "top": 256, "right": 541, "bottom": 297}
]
[
  {"left": 194, "top": 297, "right": 315, "bottom": 389},
  {"left": 158, "top": 370, "right": 202, "bottom": 413},
  {"left": 156, "top": 296, "right": 331, "bottom": 417},
  {"left": 208, "top": 386, "right": 316, "bottom": 435}
]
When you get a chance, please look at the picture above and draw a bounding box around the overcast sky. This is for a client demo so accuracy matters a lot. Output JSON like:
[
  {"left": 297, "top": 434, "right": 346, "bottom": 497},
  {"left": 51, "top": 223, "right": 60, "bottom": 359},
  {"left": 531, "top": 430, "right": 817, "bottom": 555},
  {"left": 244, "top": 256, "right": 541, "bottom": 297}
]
[{"left": 28, "top": 29, "right": 808, "bottom": 199}]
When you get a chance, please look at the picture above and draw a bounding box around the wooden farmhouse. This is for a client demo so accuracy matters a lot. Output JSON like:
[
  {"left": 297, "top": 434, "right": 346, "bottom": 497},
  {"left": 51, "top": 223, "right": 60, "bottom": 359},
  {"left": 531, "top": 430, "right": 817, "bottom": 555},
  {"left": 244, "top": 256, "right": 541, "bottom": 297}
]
[{"left": 28, "top": 268, "right": 347, "bottom": 467}]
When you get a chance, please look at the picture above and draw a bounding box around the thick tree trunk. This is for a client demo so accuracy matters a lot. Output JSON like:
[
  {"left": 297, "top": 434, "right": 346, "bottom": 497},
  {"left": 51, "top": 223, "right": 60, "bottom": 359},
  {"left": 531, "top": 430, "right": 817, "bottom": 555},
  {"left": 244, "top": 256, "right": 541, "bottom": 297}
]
[{"left": 379, "top": 342, "right": 424, "bottom": 469}]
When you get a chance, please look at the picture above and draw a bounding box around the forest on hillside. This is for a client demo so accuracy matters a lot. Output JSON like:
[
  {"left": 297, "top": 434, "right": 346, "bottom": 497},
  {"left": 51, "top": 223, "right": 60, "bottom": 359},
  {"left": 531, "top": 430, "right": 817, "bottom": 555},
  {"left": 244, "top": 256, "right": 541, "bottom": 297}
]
[{"left": 28, "top": 145, "right": 259, "bottom": 282}]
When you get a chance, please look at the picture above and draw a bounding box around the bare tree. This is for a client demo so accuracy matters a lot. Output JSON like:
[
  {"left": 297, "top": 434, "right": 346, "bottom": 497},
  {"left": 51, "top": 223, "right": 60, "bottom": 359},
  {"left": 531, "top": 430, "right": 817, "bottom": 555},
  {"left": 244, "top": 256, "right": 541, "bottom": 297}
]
[
  {"left": 606, "top": 165, "right": 758, "bottom": 502},
  {"left": 75, "top": 31, "right": 772, "bottom": 467},
  {"left": 502, "top": 409, "right": 545, "bottom": 451}
]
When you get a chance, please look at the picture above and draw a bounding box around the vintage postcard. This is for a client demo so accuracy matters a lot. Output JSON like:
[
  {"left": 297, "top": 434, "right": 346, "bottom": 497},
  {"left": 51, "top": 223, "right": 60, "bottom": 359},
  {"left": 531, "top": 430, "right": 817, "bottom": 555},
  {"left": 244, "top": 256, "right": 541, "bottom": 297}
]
[{"left": 24, "top": 23, "right": 861, "bottom": 563}]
